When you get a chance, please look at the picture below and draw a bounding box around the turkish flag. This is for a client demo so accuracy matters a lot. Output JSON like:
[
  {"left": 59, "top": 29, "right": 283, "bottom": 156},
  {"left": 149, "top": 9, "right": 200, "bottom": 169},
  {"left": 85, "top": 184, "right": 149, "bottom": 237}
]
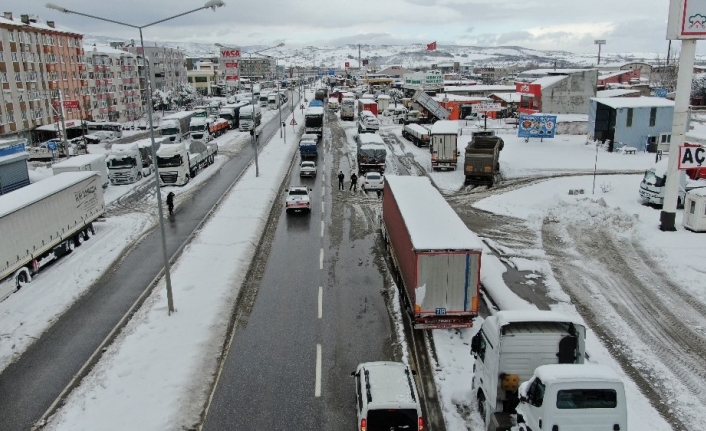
[{"left": 426, "top": 41, "right": 437, "bottom": 51}]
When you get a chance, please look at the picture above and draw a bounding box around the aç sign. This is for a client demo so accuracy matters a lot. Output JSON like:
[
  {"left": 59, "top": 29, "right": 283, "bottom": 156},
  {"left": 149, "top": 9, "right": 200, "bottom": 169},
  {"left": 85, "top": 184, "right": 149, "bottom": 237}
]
[
  {"left": 678, "top": 144, "right": 706, "bottom": 169},
  {"left": 220, "top": 49, "right": 241, "bottom": 58}
]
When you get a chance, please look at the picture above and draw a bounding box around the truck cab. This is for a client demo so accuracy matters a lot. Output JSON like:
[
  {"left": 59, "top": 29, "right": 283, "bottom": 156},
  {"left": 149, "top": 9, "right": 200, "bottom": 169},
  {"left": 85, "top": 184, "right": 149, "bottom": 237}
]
[
  {"left": 159, "top": 119, "right": 182, "bottom": 142},
  {"left": 517, "top": 364, "right": 627, "bottom": 431},
  {"left": 639, "top": 157, "right": 686, "bottom": 207},
  {"left": 471, "top": 311, "right": 587, "bottom": 431},
  {"left": 189, "top": 117, "right": 213, "bottom": 141},
  {"left": 106, "top": 143, "right": 144, "bottom": 185},
  {"left": 239, "top": 105, "right": 262, "bottom": 132}
]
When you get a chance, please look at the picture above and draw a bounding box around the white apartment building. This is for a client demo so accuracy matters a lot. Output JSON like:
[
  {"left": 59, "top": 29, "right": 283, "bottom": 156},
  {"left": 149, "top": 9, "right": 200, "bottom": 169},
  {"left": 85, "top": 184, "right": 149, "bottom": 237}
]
[
  {"left": 122, "top": 44, "right": 187, "bottom": 104},
  {"left": 85, "top": 44, "right": 142, "bottom": 122}
]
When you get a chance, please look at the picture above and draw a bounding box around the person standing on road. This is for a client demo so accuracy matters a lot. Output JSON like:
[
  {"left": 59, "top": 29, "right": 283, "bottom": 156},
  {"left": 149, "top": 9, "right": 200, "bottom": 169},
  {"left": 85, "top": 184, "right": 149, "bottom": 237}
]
[
  {"left": 338, "top": 171, "right": 345, "bottom": 190},
  {"left": 350, "top": 172, "right": 358, "bottom": 192},
  {"left": 166, "top": 192, "right": 175, "bottom": 216}
]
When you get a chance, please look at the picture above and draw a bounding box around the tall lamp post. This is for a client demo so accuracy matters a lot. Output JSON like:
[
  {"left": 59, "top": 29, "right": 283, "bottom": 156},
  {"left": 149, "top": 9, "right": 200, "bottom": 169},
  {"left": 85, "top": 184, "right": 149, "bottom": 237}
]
[{"left": 46, "top": 0, "right": 227, "bottom": 315}]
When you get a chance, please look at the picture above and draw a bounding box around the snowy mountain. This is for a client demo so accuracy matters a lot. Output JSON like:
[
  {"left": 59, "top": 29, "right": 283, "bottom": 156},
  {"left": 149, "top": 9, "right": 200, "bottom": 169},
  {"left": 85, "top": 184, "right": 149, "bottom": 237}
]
[{"left": 83, "top": 34, "right": 705, "bottom": 70}]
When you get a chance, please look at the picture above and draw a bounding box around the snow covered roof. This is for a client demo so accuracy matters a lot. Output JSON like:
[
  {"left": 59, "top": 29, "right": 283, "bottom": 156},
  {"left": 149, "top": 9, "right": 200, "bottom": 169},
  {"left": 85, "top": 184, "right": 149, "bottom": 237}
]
[
  {"left": 306, "top": 107, "right": 324, "bottom": 115},
  {"left": 599, "top": 70, "right": 635, "bottom": 80},
  {"left": 533, "top": 364, "right": 622, "bottom": 384},
  {"left": 377, "top": 95, "right": 390, "bottom": 100},
  {"left": 433, "top": 93, "right": 490, "bottom": 103},
  {"left": 493, "top": 310, "right": 583, "bottom": 328},
  {"left": 596, "top": 89, "right": 640, "bottom": 98},
  {"left": 384, "top": 176, "right": 483, "bottom": 251},
  {"left": 532, "top": 75, "right": 567, "bottom": 88},
  {"left": 0, "top": 171, "right": 98, "bottom": 218},
  {"left": 52, "top": 154, "right": 106, "bottom": 168},
  {"left": 490, "top": 92, "right": 521, "bottom": 103},
  {"left": 89, "top": 44, "right": 135, "bottom": 58},
  {"left": 688, "top": 187, "right": 706, "bottom": 198},
  {"left": 405, "top": 124, "right": 430, "bottom": 135},
  {"left": 592, "top": 97, "right": 675, "bottom": 109},
  {"left": 358, "top": 134, "right": 385, "bottom": 145},
  {"left": 444, "top": 85, "right": 515, "bottom": 93},
  {"left": 431, "top": 120, "right": 458, "bottom": 135},
  {"left": 0, "top": 15, "right": 82, "bottom": 35}
]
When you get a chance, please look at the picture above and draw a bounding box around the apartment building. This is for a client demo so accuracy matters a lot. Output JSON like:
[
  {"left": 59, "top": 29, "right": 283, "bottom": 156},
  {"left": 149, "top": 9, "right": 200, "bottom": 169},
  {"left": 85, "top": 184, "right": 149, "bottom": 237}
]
[
  {"left": 86, "top": 44, "right": 142, "bottom": 122},
  {"left": 122, "top": 44, "right": 187, "bottom": 103},
  {"left": 239, "top": 54, "right": 274, "bottom": 80},
  {"left": 187, "top": 60, "right": 219, "bottom": 96},
  {"left": 0, "top": 12, "right": 88, "bottom": 138}
]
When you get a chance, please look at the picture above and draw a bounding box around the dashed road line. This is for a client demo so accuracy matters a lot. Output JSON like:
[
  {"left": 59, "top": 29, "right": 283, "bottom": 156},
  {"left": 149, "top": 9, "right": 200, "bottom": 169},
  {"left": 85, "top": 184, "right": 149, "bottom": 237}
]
[
  {"left": 315, "top": 344, "right": 322, "bottom": 397},
  {"left": 318, "top": 287, "right": 323, "bottom": 319},
  {"left": 319, "top": 248, "right": 324, "bottom": 270},
  {"left": 321, "top": 220, "right": 325, "bottom": 237}
]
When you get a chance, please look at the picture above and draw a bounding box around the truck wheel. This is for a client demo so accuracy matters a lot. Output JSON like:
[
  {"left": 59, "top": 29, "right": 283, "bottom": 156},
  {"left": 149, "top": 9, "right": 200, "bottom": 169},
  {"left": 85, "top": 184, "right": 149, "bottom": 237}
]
[
  {"left": 87, "top": 224, "right": 96, "bottom": 238},
  {"left": 74, "top": 232, "right": 85, "bottom": 247},
  {"left": 68, "top": 240, "right": 76, "bottom": 253},
  {"left": 15, "top": 270, "right": 30, "bottom": 290},
  {"left": 137, "top": 172, "right": 143, "bottom": 180}
]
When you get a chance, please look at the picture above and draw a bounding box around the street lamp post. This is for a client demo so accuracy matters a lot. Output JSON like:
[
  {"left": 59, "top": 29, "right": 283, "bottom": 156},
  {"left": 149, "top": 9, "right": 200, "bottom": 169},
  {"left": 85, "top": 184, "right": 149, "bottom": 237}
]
[{"left": 47, "top": 0, "right": 226, "bottom": 315}]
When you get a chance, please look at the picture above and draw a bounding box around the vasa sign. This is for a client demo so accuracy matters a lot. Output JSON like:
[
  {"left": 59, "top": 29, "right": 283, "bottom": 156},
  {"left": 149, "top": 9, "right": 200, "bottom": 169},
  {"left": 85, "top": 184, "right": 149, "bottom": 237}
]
[{"left": 678, "top": 145, "right": 706, "bottom": 169}]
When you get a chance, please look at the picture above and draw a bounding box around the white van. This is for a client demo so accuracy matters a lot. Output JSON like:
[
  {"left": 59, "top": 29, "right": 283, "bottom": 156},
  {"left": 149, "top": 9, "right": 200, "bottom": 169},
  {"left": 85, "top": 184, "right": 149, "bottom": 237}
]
[
  {"left": 352, "top": 362, "right": 424, "bottom": 431},
  {"left": 517, "top": 364, "right": 627, "bottom": 431}
]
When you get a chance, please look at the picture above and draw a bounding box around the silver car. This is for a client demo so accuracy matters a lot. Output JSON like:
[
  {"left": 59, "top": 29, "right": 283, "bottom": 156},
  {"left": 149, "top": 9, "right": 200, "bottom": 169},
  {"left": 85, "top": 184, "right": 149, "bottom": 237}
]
[{"left": 361, "top": 171, "right": 384, "bottom": 191}]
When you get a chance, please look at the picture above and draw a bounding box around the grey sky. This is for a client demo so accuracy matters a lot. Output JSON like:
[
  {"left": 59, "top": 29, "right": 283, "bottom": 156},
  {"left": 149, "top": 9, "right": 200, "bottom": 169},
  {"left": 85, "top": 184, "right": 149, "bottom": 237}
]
[{"left": 18, "top": 0, "right": 684, "bottom": 54}]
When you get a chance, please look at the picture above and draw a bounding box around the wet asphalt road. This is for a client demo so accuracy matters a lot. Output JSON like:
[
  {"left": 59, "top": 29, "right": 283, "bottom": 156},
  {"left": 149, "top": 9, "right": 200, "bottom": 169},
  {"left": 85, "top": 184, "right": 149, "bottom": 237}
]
[
  {"left": 202, "top": 112, "right": 398, "bottom": 430},
  {"left": 0, "top": 93, "right": 299, "bottom": 431}
]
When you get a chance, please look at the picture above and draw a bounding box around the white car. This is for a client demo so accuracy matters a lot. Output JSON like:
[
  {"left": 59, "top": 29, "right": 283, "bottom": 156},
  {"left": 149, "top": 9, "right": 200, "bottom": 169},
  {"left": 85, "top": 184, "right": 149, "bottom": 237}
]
[
  {"left": 361, "top": 171, "right": 384, "bottom": 191},
  {"left": 358, "top": 111, "right": 380, "bottom": 133},
  {"left": 299, "top": 161, "right": 317, "bottom": 177},
  {"left": 92, "top": 131, "right": 117, "bottom": 141},
  {"left": 285, "top": 186, "right": 313, "bottom": 213}
]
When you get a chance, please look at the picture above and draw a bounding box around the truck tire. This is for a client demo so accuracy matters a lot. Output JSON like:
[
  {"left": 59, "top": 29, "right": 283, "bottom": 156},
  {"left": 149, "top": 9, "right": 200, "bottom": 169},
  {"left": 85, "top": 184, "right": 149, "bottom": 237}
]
[
  {"left": 86, "top": 224, "right": 96, "bottom": 238},
  {"left": 74, "top": 232, "right": 85, "bottom": 247},
  {"left": 15, "top": 269, "right": 31, "bottom": 290}
]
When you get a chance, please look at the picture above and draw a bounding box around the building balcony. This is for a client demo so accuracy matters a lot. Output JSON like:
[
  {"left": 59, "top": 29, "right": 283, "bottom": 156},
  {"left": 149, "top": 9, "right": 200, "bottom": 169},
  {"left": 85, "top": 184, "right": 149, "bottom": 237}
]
[
  {"left": 48, "top": 81, "right": 58, "bottom": 89},
  {"left": 83, "top": 95, "right": 91, "bottom": 101}
]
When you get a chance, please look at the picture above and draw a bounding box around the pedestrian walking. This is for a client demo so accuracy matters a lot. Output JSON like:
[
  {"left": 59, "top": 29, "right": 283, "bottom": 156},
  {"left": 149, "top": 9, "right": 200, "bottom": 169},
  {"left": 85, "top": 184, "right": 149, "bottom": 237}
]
[
  {"left": 338, "top": 171, "right": 345, "bottom": 190},
  {"left": 350, "top": 172, "right": 358, "bottom": 192},
  {"left": 376, "top": 189, "right": 382, "bottom": 199},
  {"left": 166, "top": 192, "right": 175, "bottom": 216}
]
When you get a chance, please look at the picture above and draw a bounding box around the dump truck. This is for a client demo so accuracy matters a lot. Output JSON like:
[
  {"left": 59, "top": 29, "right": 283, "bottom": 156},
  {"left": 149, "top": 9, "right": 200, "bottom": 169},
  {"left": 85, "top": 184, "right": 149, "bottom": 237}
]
[
  {"left": 0, "top": 172, "right": 105, "bottom": 302},
  {"left": 381, "top": 175, "right": 481, "bottom": 329},
  {"left": 412, "top": 89, "right": 450, "bottom": 122},
  {"left": 464, "top": 135, "right": 504, "bottom": 186}
]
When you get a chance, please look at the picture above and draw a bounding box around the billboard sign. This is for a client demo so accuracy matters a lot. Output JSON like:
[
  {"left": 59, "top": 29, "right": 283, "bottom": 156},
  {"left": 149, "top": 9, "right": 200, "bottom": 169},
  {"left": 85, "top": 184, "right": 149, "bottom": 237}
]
[
  {"left": 53, "top": 100, "right": 79, "bottom": 109},
  {"left": 594, "top": 39, "right": 607, "bottom": 45},
  {"left": 654, "top": 88, "right": 669, "bottom": 98},
  {"left": 219, "top": 46, "right": 241, "bottom": 87},
  {"left": 472, "top": 102, "right": 502, "bottom": 113},
  {"left": 667, "top": 0, "right": 706, "bottom": 39},
  {"left": 518, "top": 114, "right": 557, "bottom": 139},
  {"left": 678, "top": 144, "right": 705, "bottom": 169}
]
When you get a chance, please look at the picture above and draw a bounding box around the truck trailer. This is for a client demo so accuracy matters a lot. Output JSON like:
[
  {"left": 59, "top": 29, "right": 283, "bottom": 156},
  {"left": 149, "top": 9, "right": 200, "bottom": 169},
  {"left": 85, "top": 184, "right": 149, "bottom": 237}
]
[
  {"left": 340, "top": 98, "right": 356, "bottom": 121},
  {"left": 52, "top": 153, "right": 109, "bottom": 188},
  {"left": 430, "top": 120, "right": 458, "bottom": 171},
  {"left": 401, "top": 124, "right": 430, "bottom": 147},
  {"left": 0, "top": 172, "right": 105, "bottom": 302},
  {"left": 305, "top": 106, "right": 325, "bottom": 137},
  {"left": 160, "top": 111, "right": 196, "bottom": 142},
  {"left": 464, "top": 135, "right": 504, "bottom": 186},
  {"left": 356, "top": 134, "right": 387, "bottom": 174},
  {"left": 156, "top": 140, "right": 218, "bottom": 186},
  {"left": 382, "top": 175, "right": 481, "bottom": 329}
]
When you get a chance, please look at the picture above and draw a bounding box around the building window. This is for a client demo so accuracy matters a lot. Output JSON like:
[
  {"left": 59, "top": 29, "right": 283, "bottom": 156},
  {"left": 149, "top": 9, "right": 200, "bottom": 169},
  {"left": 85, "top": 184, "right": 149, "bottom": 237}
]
[
  {"left": 21, "top": 110, "right": 27, "bottom": 120},
  {"left": 14, "top": 72, "right": 21, "bottom": 82},
  {"left": 649, "top": 107, "right": 657, "bottom": 127},
  {"left": 626, "top": 108, "right": 633, "bottom": 127},
  {"left": 8, "top": 30, "right": 15, "bottom": 42},
  {"left": 63, "top": 71, "right": 68, "bottom": 80},
  {"left": 0, "top": 52, "right": 3, "bottom": 62},
  {"left": 8, "top": 111, "right": 14, "bottom": 123},
  {"left": 11, "top": 52, "right": 18, "bottom": 62},
  {"left": 0, "top": 72, "right": 6, "bottom": 83}
]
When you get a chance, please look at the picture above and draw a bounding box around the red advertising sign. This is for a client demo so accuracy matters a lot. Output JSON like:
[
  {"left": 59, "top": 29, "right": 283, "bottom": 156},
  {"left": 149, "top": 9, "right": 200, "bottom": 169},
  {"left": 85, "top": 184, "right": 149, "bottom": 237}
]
[
  {"left": 220, "top": 49, "right": 241, "bottom": 58},
  {"left": 225, "top": 62, "right": 239, "bottom": 68},
  {"left": 53, "top": 100, "right": 80, "bottom": 109},
  {"left": 225, "top": 75, "right": 240, "bottom": 81}
]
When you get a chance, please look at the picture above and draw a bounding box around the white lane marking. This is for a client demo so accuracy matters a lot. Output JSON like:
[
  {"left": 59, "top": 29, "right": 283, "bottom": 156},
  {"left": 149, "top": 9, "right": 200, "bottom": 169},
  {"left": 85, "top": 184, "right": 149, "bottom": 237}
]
[
  {"left": 315, "top": 344, "right": 322, "bottom": 397},
  {"left": 320, "top": 248, "right": 324, "bottom": 270},
  {"left": 321, "top": 201, "right": 324, "bottom": 213},
  {"left": 321, "top": 220, "right": 324, "bottom": 237},
  {"left": 322, "top": 186, "right": 325, "bottom": 197},
  {"left": 318, "top": 286, "right": 323, "bottom": 319}
]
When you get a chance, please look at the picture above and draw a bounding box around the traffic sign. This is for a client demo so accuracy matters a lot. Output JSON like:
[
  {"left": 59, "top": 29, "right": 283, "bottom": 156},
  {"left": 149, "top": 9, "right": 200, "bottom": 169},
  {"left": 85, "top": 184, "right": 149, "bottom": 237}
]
[
  {"left": 47, "top": 141, "right": 57, "bottom": 151},
  {"left": 345, "top": 62, "right": 350, "bottom": 68},
  {"left": 301, "top": 104, "right": 305, "bottom": 109},
  {"left": 290, "top": 118, "right": 298, "bottom": 125}
]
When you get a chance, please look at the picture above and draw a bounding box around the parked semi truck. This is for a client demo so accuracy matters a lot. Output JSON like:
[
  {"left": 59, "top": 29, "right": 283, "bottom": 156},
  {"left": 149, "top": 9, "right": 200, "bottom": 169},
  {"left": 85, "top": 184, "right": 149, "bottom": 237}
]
[
  {"left": 106, "top": 143, "right": 144, "bottom": 185},
  {"left": 135, "top": 138, "right": 162, "bottom": 177},
  {"left": 357, "top": 99, "right": 378, "bottom": 117},
  {"left": 305, "top": 106, "right": 325, "bottom": 137},
  {"left": 160, "top": 111, "right": 196, "bottom": 142},
  {"left": 219, "top": 102, "right": 248, "bottom": 129},
  {"left": 340, "top": 98, "right": 356, "bottom": 121},
  {"left": 239, "top": 105, "right": 262, "bottom": 132},
  {"left": 0, "top": 172, "right": 105, "bottom": 302},
  {"left": 52, "top": 153, "right": 109, "bottom": 188},
  {"left": 299, "top": 134, "right": 318, "bottom": 159},
  {"left": 401, "top": 124, "right": 430, "bottom": 147},
  {"left": 464, "top": 135, "right": 504, "bottom": 186},
  {"left": 356, "top": 133, "right": 387, "bottom": 174},
  {"left": 381, "top": 175, "right": 481, "bottom": 329},
  {"left": 190, "top": 117, "right": 229, "bottom": 141},
  {"left": 156, "top": 140, "right": 218, "bottom": 186},
  {"left": 430, "top": 120, "right": 458, "bottom": 171},
  {"left": 471, "top": 311, "right": 588, "bottom": 431}
]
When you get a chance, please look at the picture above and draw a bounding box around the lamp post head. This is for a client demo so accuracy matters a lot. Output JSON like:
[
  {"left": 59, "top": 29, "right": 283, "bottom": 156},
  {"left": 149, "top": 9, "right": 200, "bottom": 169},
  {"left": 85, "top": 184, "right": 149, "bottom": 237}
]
[
  {"left": 204, "top": 0, "right": 226, "bottom": 10},
  {"left": 45, "top": 2, "right": 69, "bottom": 13}
]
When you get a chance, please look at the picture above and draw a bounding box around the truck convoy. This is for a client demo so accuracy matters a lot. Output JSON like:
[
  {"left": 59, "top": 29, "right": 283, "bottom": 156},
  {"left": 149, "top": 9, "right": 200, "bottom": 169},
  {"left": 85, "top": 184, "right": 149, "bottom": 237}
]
[
  {"left": 356, "top": 133, "right": 387, "bottom": 174},
  {"left": 430, "top": 120, "right": 458, "bottom": 171},
  {"left": 219, "top": 102, "right": 248, "bottom": 130},
  {"left": 464, "top": 134, "right": 504, "bottom": 186},
  {"left": 305, "top": 106, "right": 325, "bottom": 137},
  {"left": 401, "top": 124, "right": 430, "bottom": 147},
  {"left": 471, "top": 310, "right": 626, "bottom": 431},
  {"left": 299, "top": 133, "right": 318, "bottom": 159},
  {"left": 189, "top": 116, "right": 228, "bottom": 141},
  {"left": 156, "top": 140, "right": 218, "bottom": 186},
  {"left": 239, "top": 105, "right": 262, "bottom": 132},
  {"left": 340, "top": 98, "right": 356, "bottom": 121},
  {"left": 0, "top": 172, "right": 105, "bottom": 302},
  {"left": 106, "top": 143, "right": 144, "bottom": 185},
  {"left": 52, "top": 153, "right": 109, "bottom": 188},
  {"left": 382, "top": 175, "right": 481, "bottom": 329},
  {"left": 159, "top": 111, "right": 196, "bottom": 142}
]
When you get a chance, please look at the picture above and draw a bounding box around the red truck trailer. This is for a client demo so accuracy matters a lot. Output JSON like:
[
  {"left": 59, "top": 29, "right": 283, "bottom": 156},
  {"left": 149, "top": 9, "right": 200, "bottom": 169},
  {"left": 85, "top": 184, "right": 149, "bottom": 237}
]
[
  {"left": 357, "top": 99, "right": 378, "bottom": 117},
  {"left": 381, "top": 175, "right": 482, "bottom": 329}
]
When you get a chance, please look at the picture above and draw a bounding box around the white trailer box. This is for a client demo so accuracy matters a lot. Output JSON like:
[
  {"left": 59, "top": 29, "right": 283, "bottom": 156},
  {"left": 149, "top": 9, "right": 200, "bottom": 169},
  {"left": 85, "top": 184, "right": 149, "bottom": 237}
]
[
  {"left": 0, "top": 172, "right": 105, "bottom": 301},
  {"left": 430, "top": 120, "right": 458, "bottom": 170},
  {"left": 52, "top": 154, "right": 109, "bottom": 188}
]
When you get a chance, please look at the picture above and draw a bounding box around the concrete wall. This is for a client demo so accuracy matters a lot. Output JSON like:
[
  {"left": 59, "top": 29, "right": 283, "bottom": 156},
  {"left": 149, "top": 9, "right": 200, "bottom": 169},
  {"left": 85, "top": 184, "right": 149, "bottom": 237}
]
[{"left": 541, "top": 70, "right": 598, "bottom": 114}]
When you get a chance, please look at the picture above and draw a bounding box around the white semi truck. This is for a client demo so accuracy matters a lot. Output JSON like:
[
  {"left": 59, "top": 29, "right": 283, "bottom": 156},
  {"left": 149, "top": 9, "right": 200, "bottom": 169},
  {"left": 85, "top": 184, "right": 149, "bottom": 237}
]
[
  {"left": 0, "top": 172, "right": 105, "bottom": 302},
  {"left": 52, "top": 153, "right": 109, "bottom": 188},
  {"left": 106, "top": 143, "right": 144, "bottom": 185},
  {"left": 159, "top": 111, "right": 196, "bottom": 142},
  {"left": 239, "top": 105, "right": 262, "bottom": 131},
  {"left": 156, "top": 140, "right": 218, "bottom": 186}
]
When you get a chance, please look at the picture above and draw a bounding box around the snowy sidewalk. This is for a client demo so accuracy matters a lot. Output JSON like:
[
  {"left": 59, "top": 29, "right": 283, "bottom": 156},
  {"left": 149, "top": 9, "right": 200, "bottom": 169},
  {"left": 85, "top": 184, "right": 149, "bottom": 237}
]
[{"left": 43, "top": 93, "right": 309, "bottom": 431}]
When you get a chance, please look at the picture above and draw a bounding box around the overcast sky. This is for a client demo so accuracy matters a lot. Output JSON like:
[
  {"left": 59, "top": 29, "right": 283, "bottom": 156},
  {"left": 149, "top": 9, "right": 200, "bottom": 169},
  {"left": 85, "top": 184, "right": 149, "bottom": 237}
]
[{"left": 21, "top": 0, "right": 686, "bottom": 54}]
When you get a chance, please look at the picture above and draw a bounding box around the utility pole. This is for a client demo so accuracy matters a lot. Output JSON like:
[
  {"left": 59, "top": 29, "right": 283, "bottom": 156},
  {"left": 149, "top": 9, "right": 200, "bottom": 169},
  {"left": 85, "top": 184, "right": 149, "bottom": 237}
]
[{"left": 358, "top": 44, "right": 361, "bottom": 71}]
